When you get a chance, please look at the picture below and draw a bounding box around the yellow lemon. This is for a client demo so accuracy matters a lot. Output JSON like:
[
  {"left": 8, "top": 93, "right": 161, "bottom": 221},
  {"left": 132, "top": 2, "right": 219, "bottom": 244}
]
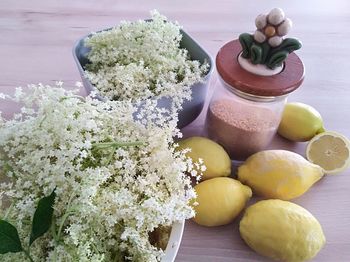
[
  {"left": 177, "top": 136, "right": 231, "bottom": 180},
  {"left": 240, "top": 199, "right": 326, "bottom": 262},
  {"left": 306, "top": 131, "right": 350, "bottom": 175},
  {"left": 278, "top": 102, "right": 325, "bottom": 142},
  {"left": 193, "top": 177, "right": 252, "bottom": 226},
  {"left": 238, "top": 150, "right": 324, "bottom": 200}
]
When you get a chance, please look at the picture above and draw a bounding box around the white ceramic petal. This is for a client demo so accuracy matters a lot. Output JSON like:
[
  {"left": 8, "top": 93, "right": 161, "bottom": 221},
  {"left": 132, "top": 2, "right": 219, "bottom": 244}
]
[
  {"left": 255, "top": 14, "right": 267, "bottom": 29},
  {"left": 268, "top": 36, "right": 283, "bottom": 47},
  {"left": 268, "top": 8, "right": 285, "bottom": 25},
  {"left": 277, "top": 18, "right": 293, "bottom": 36},
  {"left": 254, "top": 30, "right": 266, "bottom": 43}
]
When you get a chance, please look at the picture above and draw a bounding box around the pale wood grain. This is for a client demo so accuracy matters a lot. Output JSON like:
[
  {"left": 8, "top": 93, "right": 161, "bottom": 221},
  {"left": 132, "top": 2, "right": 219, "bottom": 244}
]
[{"left": 0, "top": 0, "right": 349, "bottom": 261}]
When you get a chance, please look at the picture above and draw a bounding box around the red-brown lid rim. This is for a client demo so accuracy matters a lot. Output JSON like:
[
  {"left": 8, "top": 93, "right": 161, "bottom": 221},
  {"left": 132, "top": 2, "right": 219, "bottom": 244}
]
[{"left": 216, "top": 39, "right": 305, "bottom": 97}]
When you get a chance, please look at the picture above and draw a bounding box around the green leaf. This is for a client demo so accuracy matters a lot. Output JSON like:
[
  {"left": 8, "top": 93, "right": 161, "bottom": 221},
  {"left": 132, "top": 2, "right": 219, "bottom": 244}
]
[
  {"left": 265, "top": 38, "right": 302, "bottom": 65},
  {"left": 260, "top": 42, "right": 271, "bottom": 64},
  {"left": 250, "top": 44, "right": 263, "bottom": 64},
  {"left": 267, "top": 50, "right": 289, "bottom": 69},
  {"left": 278, "top": 38, "right": 302, "bottom": 53},
  {"left": 239, "top": 33, "right": 254, "bottom": 58},
  {"left": 267, "top": 38, "right": 302, "bottom": 59},
  {"left": 29, "top": 190, "right": 56, "bottom": 246},
  {"left": 0, "top": 220, "right": 23, "bottom": 254}
]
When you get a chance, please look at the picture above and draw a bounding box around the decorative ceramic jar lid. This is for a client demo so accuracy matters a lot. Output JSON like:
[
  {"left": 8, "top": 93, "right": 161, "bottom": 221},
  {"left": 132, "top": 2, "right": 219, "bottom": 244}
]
[{"left": 216, "top": 8, "right": 305, "bottom": 97}]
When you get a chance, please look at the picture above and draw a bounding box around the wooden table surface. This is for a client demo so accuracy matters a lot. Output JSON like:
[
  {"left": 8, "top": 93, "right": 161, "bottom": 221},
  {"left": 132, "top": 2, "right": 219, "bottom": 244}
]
[{"left": 1, "top": 1, "right": 349, "bottom": 261}]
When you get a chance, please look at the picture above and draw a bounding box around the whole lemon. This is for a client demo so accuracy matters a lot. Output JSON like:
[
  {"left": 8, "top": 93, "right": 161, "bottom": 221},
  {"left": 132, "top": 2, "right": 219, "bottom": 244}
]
[
  {"left": 278, "top": 102, "right": 325, "bottom": 142},
  {"left": 177, "top": 136, "right": 231, "bottom": 180},
  {"left": 240, "top": 199, "right": 326, "bottom": 262},
  {"left": 238, "top": 150, "right": 324, "bottom": 200},
  {"left": 193, "top": 177, "right": 252, "bottom": 226}
]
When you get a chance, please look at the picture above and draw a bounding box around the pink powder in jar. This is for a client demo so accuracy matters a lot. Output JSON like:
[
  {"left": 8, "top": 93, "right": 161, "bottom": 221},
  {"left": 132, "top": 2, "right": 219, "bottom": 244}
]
[{"left": 207, "top": 99, "right": 280, "bottom": 160}]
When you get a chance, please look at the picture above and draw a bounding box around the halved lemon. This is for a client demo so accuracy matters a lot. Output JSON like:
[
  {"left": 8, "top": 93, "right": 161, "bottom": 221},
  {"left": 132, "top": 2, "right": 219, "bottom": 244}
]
[{"left": 306, "top": 131, "right": 350, "bottom": 174}]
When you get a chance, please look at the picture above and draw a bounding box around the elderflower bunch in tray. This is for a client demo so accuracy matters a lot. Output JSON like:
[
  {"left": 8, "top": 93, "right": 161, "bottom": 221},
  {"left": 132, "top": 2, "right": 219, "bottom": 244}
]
[
  {"left": 0, "top": 83, "right": 201, "bottom": 262},
  {"left": 73, "top": 10, "right": 213, "bottom": 128}
]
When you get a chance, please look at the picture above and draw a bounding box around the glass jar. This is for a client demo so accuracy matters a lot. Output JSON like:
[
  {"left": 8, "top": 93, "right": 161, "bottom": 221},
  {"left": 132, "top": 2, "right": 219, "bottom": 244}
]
[
  {"left": 206, "top": 39, "right": 304, "bottom": 161},
  {"left": 207, "top": 76, "right": 287, "bottom": 160}
]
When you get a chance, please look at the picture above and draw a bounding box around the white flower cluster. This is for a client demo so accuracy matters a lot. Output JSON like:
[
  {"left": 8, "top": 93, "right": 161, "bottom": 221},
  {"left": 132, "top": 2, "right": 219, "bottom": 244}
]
[
  {"left": 0, "top": 83, "right": 200, "bottom": 261},
  {"left": 84, "top": 10, "right": 208, "bottom": 106}
]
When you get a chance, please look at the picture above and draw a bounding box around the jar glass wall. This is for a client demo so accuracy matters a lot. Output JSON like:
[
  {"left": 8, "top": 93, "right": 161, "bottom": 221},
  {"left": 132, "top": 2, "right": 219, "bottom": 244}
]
[{"left": 206, "top": 77, "right": 287, "bottom": 161}]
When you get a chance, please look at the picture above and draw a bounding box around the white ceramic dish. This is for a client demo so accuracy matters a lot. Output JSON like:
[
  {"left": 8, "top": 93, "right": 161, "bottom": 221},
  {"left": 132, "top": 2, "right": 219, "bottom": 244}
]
[{"left": 162, "top": 220, "right": 185, "bottom": 262}]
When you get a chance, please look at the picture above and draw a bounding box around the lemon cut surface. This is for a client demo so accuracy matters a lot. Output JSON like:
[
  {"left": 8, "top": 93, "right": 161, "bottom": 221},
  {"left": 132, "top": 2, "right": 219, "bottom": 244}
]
[{"left": 306, "top": 131, "right": 350, "bottom": 174}]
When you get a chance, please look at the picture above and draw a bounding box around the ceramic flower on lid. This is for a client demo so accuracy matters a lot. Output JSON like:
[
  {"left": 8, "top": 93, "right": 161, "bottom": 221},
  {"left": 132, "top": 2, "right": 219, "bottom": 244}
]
[{"left": 239, "top": 8, "right": 302, "bottom": 72}]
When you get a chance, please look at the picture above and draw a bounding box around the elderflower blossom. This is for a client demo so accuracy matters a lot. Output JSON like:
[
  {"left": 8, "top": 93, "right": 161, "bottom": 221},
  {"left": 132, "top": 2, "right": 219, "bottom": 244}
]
[
  {"left": 84, "top": 10, "right": 208, "bottom": 106},
  {"left": 0, "top": 83, "right": 201, "bottom": 262}
]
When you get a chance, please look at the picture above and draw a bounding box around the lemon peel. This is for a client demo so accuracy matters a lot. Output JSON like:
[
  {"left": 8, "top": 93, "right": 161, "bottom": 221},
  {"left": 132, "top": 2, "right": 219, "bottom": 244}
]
[
  {"left": 193, "top": 177, "right": 252, "bottom": 226},
  {"left": 278, "top": 102, "right": 325, "bottom": 142},
  {"left": 240, "top": 199, "right": 326, "bottom": 262},
  {"left": 238, "top": 150, "right": 324, "bottom": 200}
]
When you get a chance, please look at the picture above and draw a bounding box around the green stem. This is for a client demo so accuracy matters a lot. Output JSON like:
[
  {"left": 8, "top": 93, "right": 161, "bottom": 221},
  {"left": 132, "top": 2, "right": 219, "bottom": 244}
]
[
  {"left": 55, "top": 192, "right": 76, "bottom": 242},
  {"left": 51, "top": 218, "right": 58, "bottom": 262},
  {"left": 89, "top": 227, "right": 99, "bottom": 254},
  {"left": 105, "top": 147, "right": 117, "bottom": 165},
  {"left": 93, "top": 141, "right": 144, "bottom": 165},
  {"left": 56, "top": 211, "right": 75, "bottom": 241},
  {"left": 59, "top": 95, "right": 85, "bottom": 103},
  {"left": 66, "top": 193, "right": 76, "bottom": 211},
  {"left": 92, "top": 141, "right": 144, "bottom": 149},
  {"left": 51, "top": 217, "right": 58, "bottom": 243},
  {"left": 3, "top": 201, "right": 14, "bottom": 220},
  {"left": 317, "top": 126, "right": 326, "bottom": 134},
  {"left": 52, "top": 248, "right": 57, "bottom": 262},
  {"left": 23, "top": 248, "right": 35, "bottom": 262},
  {"left": 39, "top": 115, "right": 47, "bottom": 128}
]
